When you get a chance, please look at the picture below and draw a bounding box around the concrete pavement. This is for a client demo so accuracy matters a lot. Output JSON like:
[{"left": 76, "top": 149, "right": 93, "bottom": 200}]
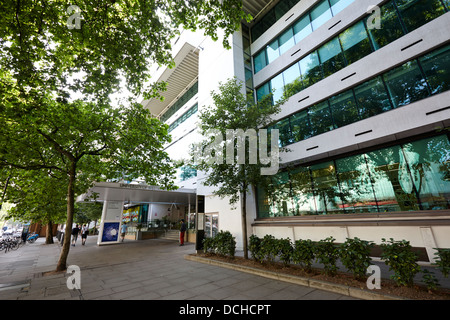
[{"left": 0, "top": 235, "right": 357, "bottom": 301}]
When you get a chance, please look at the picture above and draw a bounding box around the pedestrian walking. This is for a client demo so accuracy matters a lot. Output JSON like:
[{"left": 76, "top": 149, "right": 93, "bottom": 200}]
[
  {"left": 71, "top": 224, "right": 80, "bottom": 246},
  {"left": 120, "top": 222, "right": 128, "bottom": 242},
  {"left": 81, "top": 224, "right": 89, "bottom": 245},
  {"left": 179, "top": 219, "right": 186, "bottom": 246}
]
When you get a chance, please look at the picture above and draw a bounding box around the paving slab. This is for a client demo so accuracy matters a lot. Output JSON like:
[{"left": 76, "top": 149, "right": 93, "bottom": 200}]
[{"left": 4, "top": 233, "right": 438, "bottom": 305}]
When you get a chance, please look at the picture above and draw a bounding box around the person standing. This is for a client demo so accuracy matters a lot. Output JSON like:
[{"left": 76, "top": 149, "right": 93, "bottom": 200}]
[
  {"left": 120, "top": 222, "right": 128, "bottom": 242},
  {"left": 81, "top": 224, "right": 89, "bottom": 245},
  {"left": 71, "top": 224, "right": 80, "bottom": 247},
  {"left": 179, "top": 219, "right": 186, "bottom": 246}
]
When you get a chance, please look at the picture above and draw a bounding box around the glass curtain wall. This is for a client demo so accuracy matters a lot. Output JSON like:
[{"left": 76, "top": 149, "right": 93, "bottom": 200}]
[
  {"left": 255, "top": 0, "right": 449, "bottom": 103},
  {"left": 254, "top": 0, "right": 356, "bottom": 73},
  {"left": 267, "top": 44, "right": 450, "bottom": 148},
  {"left": 257, "top": 134, "right": 450, "bottom": 217}
]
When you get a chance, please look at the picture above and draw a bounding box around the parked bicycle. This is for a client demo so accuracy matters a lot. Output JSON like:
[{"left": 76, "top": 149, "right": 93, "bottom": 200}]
[
  {"left": 0, "top": 236, "right": 21, "bottom": 253},
  {"left": 26, "top": 232, "right": 39, "bottom": 244}
]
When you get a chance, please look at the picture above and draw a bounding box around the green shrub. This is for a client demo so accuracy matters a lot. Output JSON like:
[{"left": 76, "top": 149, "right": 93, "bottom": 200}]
[
  {"left": 202, "top": 231, "right": 236, "bottom": 258},
  {"left": 277, "top": 238, "right": 293, "bottom": 266},
  {"left": 339, "top": 237, "right": 374, "bottom": 280},
  {"left": 422, "top": 269, "right": 440, "bottom": 291},
  {"left": 202, "top": 237, "right": 215, "bottom": 254},
  {"left": 315, "top": 237, "right": 339, "bottom": 276},
  {"left": 249, "top": 235, "right": 264, "bottom": 263},
  {"left": 433, "top": 248, "right": 450, "bottom": 278},
  {"left": 380, "top": 238, "right": 421, "bottom": 287},
  {"left": 261, "top": 234, "right": 278, "bottom": 263},
  {"left": 292, "top": 239, "right": 316, "bottom": 271},
  {"left": 215, "top": 230, "right": 236, "bottom": 257}
]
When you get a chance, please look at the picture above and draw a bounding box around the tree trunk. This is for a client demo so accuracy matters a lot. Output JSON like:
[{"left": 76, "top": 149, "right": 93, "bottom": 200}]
[
  {"left": 45, "top": 221, "right": 54, "bottom": 244},
  {"left": 56, "top": 162, "right": 76, "bottom": 271},
  {"left": 241, "top": 182, "right": 248, "bottom": 259}
]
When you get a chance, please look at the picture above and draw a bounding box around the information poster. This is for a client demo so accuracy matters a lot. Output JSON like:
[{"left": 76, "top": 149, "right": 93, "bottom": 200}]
[{"left": 101, "top": 222, "right": 120, "bottom": 242}]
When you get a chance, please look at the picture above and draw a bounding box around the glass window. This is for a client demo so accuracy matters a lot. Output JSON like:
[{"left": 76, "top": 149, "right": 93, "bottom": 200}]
[
  {"left": 279, "top": 28, "right": 295, "bottom": 55},
  {"left": 308, "top": 101, "right": 335, "bottom": 136},
  {"left": 282, "top": 63, "right": 302, "bottom": 98},
  {"left": 310, "top": 0, "right": 333, "bottom": 30},
  {"left": 290, "top": 109, "right": 311, "bottom": 142},
  {"left": 383, "top": 60, "right": 430, "bottom": 108},
  {"left": 310, "top": 161, "right": 344, "bottom": 214},
  {"left": 318, "top": 37, "right": 346, "bottom": 77},
  {"left": 299, "top": 51, "right": 323, "bottom": 87},
  {"left": 418, "top": 45, "right": 450, "bottom": 94},
  {"left": 328, "top": 90, "right": 359, "bottom": 128},
  {"left": 270, "top": 172, "right": 295, "bottom": 216},
  {"left": 293, "top": 15, "right": 312, "bottom": 44},
  {"left": 365, "top": 146, "right": 420, "bottom": 212},
  {"left": 256, "top": 82, "right": 271, "bottom": 102},
  {"left": 401, "top": 135, "right": 450, "bottom": 210},
  {"left": 266, "top": 39, "right": 280, "bottom": 64},
  {"left": 395, "top": 0, "right": 446, "bottom": 33},
  {"left": 245, "top": 68, "right": 253, "bottom": 90},
  {"left": 366, "top": 1, "right": 404, "bottom": 50},
  {"left": 271, "top": 117, "right": 292, "bottom": 147},
  {"left": 354, "top": 76, "right": 393, "bottom": 120},
  {"left": 339, "top": 21, "right": 372, "bottom": 65},
  {"left": 254, "top": 51, "right": 267, "bottom": 74},
  {"left": 290, "top": 166, "right": 317, "bottom": 215},
  {"left": 330, "top": 0, "right": 355, "bottom": 15},
  {"left": 256, "top": 187, "right": 271, "bottom": 218},
  {"left": 275, "top": 0, "right": 291, "bottom": 19},
  {"left": 336, "top": 154, "right": 379, "bottom": 213},
  {"left": 270, "top": 73, "right": 285, "bottom": 104}
]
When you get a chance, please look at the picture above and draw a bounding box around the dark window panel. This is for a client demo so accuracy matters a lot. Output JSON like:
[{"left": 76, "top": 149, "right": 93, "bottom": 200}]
[{"left": 328, "top": 90, "right": 359, "bottom": 128}]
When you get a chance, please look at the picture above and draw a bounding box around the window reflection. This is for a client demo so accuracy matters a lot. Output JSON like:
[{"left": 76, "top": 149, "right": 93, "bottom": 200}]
[
  {"left": 383, "top": 60, "right": 430, "bottom": 108},
  {"left": 263, "top": 44, "right": 450, "bottom": 148},
  {"left": 310, "top": 161, "right": 343, "bottom": 214},
  {"left": 418, "top": 45, "right": 450, "bottom": 94},
  {"left": 328, "top": 90, "right": 359, "bottom": 128},
  {"left": 339, "top": 21, "right": 372, "bottom": 65},
  {"left": 318, "top": 37, "right": 346, "bottom": 77},
  {"left": 311, "top": 1, "right": 333, "bottom": 30},
  {"left": 257, "top": 135, "right": 450, "bottom": 217},
  {"left": 365, "top": 146, "right": 420, "bottom": 212},
  {"left": 366, "top": 1, "right": 404, "bottom": 50},
  {"left": 402, "top": 136, "right": 450, "bottom": 210},
  {"left": 395, "top": 0, "right": 446, "bottom": 33},
  {"left": 354, "top": 77, "right": 393, "bottom": 119},
  {"left": 308, "top": 101, "right": 335, "bottom": 136},
  {"left": 291, "top": 167, "right": 317, "bottom": 215},
  {"left": 290, "top": 110, "right": 311, "bottom": 143},
  {"left": 336, "top": 155, "right": 378, "bottom": 213}
]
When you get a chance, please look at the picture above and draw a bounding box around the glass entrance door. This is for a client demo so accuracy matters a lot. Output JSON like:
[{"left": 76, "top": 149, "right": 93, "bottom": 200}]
[{"left": 204, "top": 214, "right": 219, "bottom": 238}]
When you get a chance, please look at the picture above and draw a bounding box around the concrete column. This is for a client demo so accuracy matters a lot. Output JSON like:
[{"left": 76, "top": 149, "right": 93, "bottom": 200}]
[
  {"left": 97, "top": 201, "right": 124, "bottom": 246},
  {"left": 420, "top": 227, "right": 438, "bottom": 263}
]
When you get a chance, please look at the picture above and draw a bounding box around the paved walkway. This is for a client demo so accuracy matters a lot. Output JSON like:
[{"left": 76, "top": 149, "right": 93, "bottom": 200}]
[{"left": 0, "top": 235, "right": 357, "bottom": 301}]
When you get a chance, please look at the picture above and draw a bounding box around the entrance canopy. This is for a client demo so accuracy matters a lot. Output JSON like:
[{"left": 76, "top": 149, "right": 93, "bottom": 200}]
[{"left": 77, "top": 182, "right": 196, "bottom": 205}]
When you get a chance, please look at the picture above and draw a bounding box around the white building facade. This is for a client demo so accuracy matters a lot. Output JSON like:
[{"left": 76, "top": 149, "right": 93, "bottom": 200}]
[{"left": 142, "top": 0, "right": 450, "bottom": 262}]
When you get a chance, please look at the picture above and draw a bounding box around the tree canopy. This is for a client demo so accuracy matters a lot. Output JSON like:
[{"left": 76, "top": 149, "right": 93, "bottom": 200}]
[
  {"left": 191, "top": 78, "right": 284, "bottom": 258},
  {"left": 0, "top": 0, "right": 251, "bottom": 270}
]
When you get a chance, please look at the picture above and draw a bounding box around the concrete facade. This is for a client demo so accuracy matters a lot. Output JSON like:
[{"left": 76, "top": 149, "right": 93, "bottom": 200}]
[{"left": 126, "top": 1, "right": 450, "bottom": 261}]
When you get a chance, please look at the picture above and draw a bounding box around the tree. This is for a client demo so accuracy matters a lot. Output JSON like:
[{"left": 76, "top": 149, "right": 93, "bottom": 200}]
[
  {"left": 74, "top": 201, "right": 103, "bottom": 230},
  {"left": 3, "top": 169, "right": 67, "bottom": 244},
  {"left": 191, "top": 78, "right": 283, "bottom": 259},
  {"left": 0, "top": 1, "right": 250, "bottom": 271}
]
